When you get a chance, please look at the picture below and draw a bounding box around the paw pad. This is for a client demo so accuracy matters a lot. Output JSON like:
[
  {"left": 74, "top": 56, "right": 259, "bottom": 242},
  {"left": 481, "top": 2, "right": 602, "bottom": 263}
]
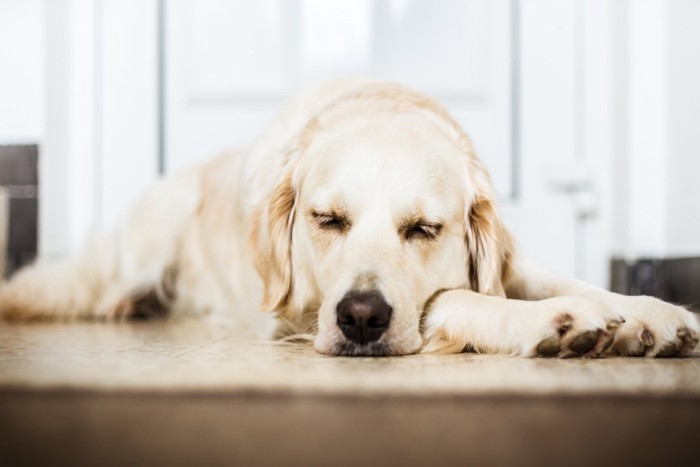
[
  {"left": 656, "top": 343, "right": 679, "bottom": 358},
  {"left": 641, "top": 328, "right": 655, "bottom": 348},
  {"left": 569, "top": 330, "right": 599, "bottom": 354},
  {"left": 677, "top": 327, "right": 699, "bottom": 354},
  {"left": 535, "top": 313, "right": 621, "bottom": 358},
  {"left": 536, "top": 336, "right": 561, "bottom": 357}
]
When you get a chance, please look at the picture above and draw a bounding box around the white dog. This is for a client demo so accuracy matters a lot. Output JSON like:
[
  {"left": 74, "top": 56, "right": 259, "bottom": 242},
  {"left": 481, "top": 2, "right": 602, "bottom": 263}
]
[{"left": 1, "top": 80, "right": 698, "bottom": 357}]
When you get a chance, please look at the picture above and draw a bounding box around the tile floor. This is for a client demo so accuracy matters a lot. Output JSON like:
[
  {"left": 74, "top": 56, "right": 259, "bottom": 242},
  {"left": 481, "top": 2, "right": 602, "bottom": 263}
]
[{"left": 1, "top": 319, "right": 700, "bottom": 395}]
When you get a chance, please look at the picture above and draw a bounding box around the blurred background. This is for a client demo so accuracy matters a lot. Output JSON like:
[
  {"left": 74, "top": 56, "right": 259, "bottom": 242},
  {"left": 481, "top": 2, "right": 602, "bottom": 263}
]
[{"left": 1, "top": 0, "right": 699, "bottom": 300}]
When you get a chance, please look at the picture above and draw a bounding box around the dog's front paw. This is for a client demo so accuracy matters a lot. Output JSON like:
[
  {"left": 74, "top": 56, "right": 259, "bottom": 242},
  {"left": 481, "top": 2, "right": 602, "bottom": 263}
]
[
  {"left": 608, "top": 296, "right": 699, "bottom": 357},
  {"left": 527, "top": 297, "right": 623, "bottom": 358}
]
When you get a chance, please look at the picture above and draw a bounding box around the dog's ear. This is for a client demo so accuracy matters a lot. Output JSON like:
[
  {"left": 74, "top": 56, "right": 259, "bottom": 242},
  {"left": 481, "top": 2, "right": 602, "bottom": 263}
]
[
  {"left": 466, "top": 194, "right": 512, "bottom": 297},
  {"left": 251, "top": 169, "right": 296, "bottom": 316},
  {"left": 250, "top": 121, "right": 321, "bottom": 320},
  {"left": 464, "top": 158, "right": 513, "bottom": 298}
]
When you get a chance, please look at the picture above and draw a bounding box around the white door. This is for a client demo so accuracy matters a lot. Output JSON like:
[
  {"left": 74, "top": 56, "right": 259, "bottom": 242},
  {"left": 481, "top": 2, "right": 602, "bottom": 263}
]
[{"left": 163, "top": 0, "right": 610, "bottom": 286}]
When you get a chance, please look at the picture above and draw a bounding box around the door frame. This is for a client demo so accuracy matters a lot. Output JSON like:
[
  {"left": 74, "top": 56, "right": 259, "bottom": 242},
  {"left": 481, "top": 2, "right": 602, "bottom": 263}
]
[{"left": 42, "top": 0, "right": 160, "bottom": 257}]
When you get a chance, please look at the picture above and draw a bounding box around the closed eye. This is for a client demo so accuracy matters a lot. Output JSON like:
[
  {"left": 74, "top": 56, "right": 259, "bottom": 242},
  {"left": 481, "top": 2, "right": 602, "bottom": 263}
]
[
  {"left": 402, "top": 222, "right": 443, "bottom": 241},
  {"left": 312, "top": 211, "right": 350, "bottom": 232}
]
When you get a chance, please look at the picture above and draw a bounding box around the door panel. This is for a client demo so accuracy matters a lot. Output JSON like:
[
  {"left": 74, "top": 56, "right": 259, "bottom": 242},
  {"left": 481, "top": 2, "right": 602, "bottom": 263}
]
[
  {"left": 165, "top": 0, "right": 513, "bottom": 196},
  {"left": 502, "top": 0, "right": 578, "bottom": 279}
]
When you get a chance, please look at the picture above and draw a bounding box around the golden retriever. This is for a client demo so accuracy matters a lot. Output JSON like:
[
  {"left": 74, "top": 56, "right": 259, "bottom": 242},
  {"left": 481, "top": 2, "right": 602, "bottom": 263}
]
[{"left": 1, "top": 80, "right": 698, "bottom": 357}]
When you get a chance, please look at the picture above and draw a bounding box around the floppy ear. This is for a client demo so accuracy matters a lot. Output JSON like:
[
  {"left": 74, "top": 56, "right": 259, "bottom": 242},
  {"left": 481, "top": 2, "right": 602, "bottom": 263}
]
[
  {"left": 467, "top": 194, "right": 513, "bottom": 297},
  {"left": 463, "top": 156, "right": 514, "bottom": 298},
  {"left": 251, "top": 169, "right": 297, "bottom": 315},
  {"left": 249, "top": 119, "right": 322, "bottom": 319}
]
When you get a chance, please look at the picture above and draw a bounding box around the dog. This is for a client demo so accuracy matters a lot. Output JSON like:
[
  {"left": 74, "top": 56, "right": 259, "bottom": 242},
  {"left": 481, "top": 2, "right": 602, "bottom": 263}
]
[{"left": 1, "top": 79, "right": 698, "bottom": 357}]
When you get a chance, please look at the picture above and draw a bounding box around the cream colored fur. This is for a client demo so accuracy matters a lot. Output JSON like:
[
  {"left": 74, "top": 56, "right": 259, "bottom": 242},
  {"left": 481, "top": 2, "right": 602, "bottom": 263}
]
[{"left": 1, "top": 80, "right": 698, "bottom": 357}]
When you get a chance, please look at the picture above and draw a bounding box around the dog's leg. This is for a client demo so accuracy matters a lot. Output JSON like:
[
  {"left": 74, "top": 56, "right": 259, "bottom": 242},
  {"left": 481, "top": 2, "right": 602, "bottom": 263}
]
[
  {"left": 502, "top": 259, "right": 700, "bottom": 357},
  {"left": 0, "top": 231, "right": 118, "bottom": 321},
  {"left": 0, "top": 170, "right": 199, "bottom": 322},
  {"left": 422, "top": 289, "right": 623, "bottom": 357}
]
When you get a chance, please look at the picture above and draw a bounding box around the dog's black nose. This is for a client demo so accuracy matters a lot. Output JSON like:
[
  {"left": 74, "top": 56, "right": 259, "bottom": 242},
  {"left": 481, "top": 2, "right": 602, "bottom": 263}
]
[{"left": 336, "top": 291, "right": 392, "bottom": 345}]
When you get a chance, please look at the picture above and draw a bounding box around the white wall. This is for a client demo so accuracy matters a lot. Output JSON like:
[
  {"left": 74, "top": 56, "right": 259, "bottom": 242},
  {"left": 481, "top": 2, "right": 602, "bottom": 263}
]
[
  {"left": 41, "top": 0, "right": 101, "bottom": 257},
  {"left": 613, "top": 0, "right": 700, "bottom": 259},
  {"left": 666, "top": 0, "right": 700, "bottom": 256},
  {"left": 0, "top": 0, "right": 45, "bottom": 144}
]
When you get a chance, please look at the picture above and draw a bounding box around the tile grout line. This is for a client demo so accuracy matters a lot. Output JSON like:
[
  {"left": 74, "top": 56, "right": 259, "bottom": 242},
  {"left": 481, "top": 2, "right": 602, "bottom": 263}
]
[{"left": 170, "top": 335, "right": 234, "bottom": 360}]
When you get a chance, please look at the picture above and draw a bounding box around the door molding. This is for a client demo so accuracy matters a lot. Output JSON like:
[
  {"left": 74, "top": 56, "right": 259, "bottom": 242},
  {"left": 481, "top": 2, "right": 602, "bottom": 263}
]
[{"left": 42, "top": 0, "right": 160, "bottom": 257}]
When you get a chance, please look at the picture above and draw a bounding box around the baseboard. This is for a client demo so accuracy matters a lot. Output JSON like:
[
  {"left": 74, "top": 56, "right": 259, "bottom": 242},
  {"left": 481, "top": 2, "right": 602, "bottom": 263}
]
[
  {"left": 0, "top": 186, "right": 7, "bottom": 279},
  {"left": 0, "top": 145, "right": 38, "bottom": 278},
  {"left": 610, "top": 257, "right": 700, "bottom": 309}
]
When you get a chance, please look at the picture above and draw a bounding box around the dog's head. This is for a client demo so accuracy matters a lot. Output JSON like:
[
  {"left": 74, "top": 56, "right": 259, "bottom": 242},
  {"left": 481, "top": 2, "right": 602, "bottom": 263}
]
[{"left": 251, "top": 85, "right": 512, "bottom": 356}]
